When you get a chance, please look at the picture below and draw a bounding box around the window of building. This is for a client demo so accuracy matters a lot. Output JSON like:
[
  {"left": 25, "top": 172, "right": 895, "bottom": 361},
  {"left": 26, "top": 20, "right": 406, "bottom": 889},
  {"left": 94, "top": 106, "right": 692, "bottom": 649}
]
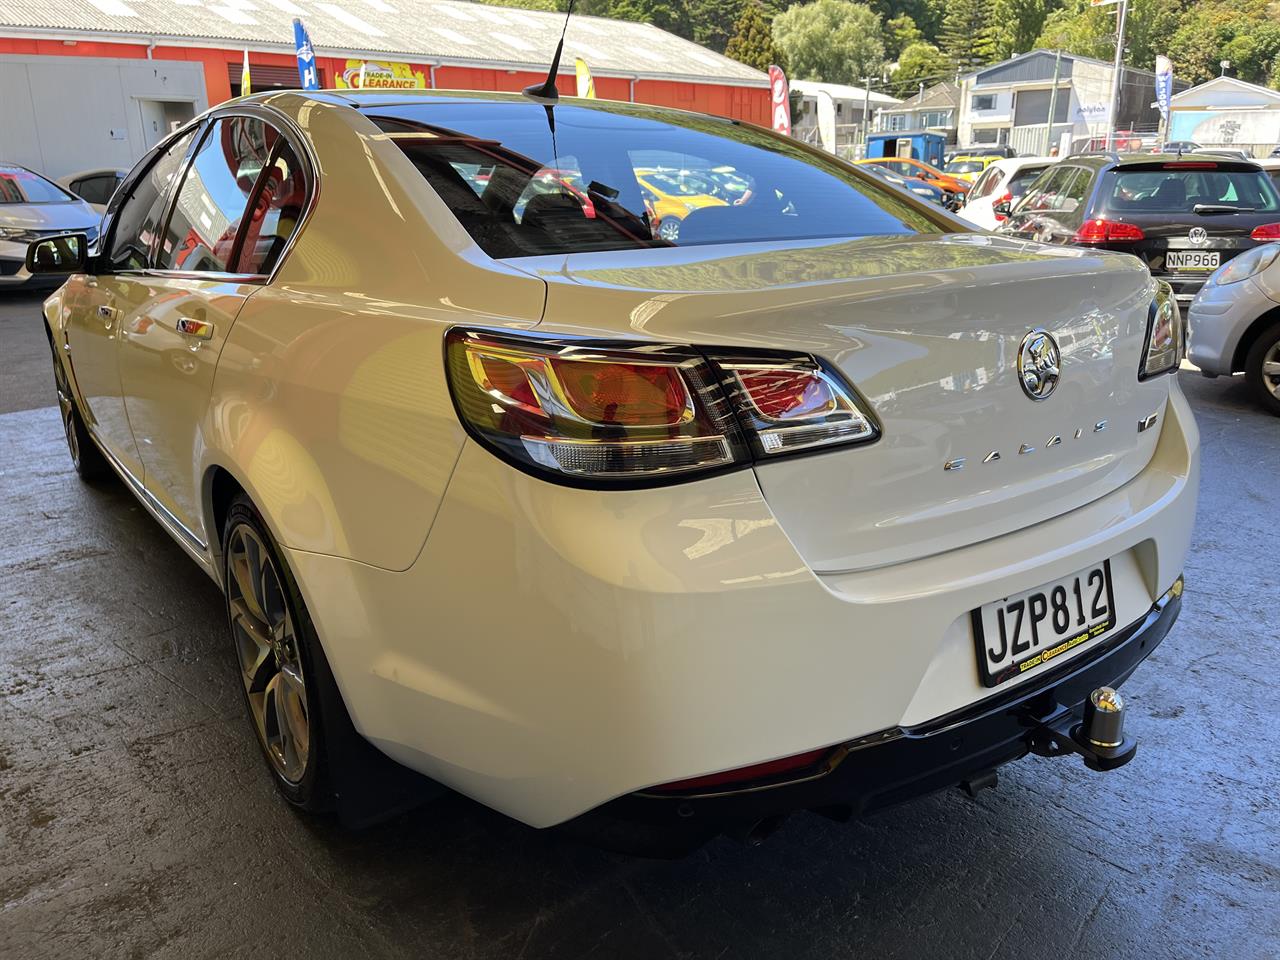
[
  {"left": 971, "top": 94, "right": 996, "bottom": 111},
  {"left": 921, "top": 111, "right": 951, "bottom": 128},
  {"left": 884, "top": 113, "right": 908, "bottom": 131}
]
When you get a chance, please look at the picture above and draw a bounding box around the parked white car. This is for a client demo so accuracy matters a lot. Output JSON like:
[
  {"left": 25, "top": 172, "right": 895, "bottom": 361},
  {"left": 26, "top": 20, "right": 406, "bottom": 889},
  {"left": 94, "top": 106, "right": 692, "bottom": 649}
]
[
  {"left": 957, "top": 156, "right": 1057, "bottom": 230},
  {"left": 0, "top": 164, "right": 99, "bottom": 287},
  {"left": 29, "top": 91, "right": 1198, "bottom": 852},
  {"left": 57, "top": 167, "right": 128, "bottom": 214},
  {"left": 1188, "top": 240, "right": 1280, "bottom": 415}
]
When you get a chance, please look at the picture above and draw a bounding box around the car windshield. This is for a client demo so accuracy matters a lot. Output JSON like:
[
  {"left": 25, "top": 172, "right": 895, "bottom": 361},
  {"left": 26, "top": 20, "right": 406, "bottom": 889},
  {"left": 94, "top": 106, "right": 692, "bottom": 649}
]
[
  {"left": 374, "top": 100, "right": 940, "bottom": 258},
  {"left": 1100, "top": 166, "right": 1280, "bottom": 214},
  {"left": 946, "top": 161, "right": 985, "bottom": 174},
  {"left": 0, "top": 167, "right": 73, "bottom": 204}
]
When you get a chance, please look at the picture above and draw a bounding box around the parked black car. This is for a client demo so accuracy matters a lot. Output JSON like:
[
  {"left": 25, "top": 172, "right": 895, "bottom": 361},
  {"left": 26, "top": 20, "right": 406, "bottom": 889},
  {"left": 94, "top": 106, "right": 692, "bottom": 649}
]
[{"left": 999, "top": 153, "right": 1280, "bottom": 304}]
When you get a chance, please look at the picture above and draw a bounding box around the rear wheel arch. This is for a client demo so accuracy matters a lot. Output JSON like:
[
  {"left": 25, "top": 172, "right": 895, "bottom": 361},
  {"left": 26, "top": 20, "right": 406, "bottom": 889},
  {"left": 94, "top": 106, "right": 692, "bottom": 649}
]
[{"left": 1230, "top": 303, "right": 1280, "bottom": 373}]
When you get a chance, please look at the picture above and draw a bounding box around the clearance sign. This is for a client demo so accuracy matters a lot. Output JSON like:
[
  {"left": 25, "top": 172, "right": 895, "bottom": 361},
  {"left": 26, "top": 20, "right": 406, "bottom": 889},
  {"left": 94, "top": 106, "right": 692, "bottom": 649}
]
[{"left": 336, "top": 60, "right": 427, "bottom": 89}]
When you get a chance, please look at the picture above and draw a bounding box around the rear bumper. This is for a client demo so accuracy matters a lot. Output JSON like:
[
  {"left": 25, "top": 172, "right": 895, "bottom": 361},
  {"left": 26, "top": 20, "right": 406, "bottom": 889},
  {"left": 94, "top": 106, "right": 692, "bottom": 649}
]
[
  {"left": 580, "top": 584, "right": 1180, "bottom": 846},
  {"left": 286, "top": 383, "right": 1199, "bottom": 829}
]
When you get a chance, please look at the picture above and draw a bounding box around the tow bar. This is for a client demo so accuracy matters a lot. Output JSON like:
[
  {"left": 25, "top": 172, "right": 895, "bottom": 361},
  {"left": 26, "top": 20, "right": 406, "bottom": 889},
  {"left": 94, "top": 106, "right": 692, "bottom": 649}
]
[{"left": 1027, "top": 686, "right": 1137, "bottom": 772}]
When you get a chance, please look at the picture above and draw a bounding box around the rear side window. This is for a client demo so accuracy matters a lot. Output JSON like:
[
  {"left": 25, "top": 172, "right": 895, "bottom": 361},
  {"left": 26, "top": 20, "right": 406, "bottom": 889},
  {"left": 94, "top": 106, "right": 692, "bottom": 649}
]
[
  {"left": 1017, "top": 165, "right": 1077, "bottom": 213},
  {"left": 234, "top": 140, "right": 307, "bottom": 274},
  {"left": 970, "top": 166, "right": 1005, "bottom": 200},
  {"left": 375, "top": 101, "right": 942, "bottom": 259},
  {"left": 107, "top": 130, "right": 196, "bottom": 271},
  {"left": 160, "top": 117, "right": 273, "bottom": 272},
  {"left": 1101, "top": 167, "right": 1280, "bottom": 213},
  {"left": 75, "top": 175, "right": 120, "bottom": 206}
]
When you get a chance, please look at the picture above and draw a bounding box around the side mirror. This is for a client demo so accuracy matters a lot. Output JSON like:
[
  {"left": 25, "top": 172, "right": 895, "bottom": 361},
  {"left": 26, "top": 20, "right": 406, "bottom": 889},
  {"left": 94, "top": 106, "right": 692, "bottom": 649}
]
[
  {"left": 992, "top": 200, "right": 1013, "bottom": 218},
  {"left": 26, "top": 233, "right": 88, "bottom": 276}
]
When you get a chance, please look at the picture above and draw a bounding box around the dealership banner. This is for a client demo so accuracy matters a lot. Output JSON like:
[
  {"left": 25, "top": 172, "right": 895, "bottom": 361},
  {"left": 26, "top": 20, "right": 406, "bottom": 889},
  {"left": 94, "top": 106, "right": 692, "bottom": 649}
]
[
  {"left": 293, "top": 18, "right": 319, "bottom": 90},
  {"left": 1155, "top": 55, "right": 1173, "bottom": 120},
  {"left": 575, "top": 58, "right": 596, "bottom": 98},
  {"left": 336, "top": 60, "right": 427, "bottom": 89},
  {"left": 768, "top": 65, "right": 791, "bottom": 136}
]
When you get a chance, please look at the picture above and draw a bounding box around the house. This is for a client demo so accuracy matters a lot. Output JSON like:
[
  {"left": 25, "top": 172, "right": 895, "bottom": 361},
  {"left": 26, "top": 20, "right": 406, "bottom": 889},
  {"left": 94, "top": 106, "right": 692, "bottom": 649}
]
[
  {"left": 1168, "top": 76, "right": 1280, "bottom": 156},
  {"left": 957, "top": 50, "right": 1183, "bottom": 155},
  {"left": 789, "top": 79, "right": 900, "bottom": 154},
  {"left": 876, "top": 82, "right": 960, "bottom": 146}
]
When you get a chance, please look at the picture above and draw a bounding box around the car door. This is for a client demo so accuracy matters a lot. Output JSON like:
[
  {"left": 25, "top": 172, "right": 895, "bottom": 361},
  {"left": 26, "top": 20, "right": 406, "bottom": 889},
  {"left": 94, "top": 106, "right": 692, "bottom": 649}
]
[
  {"left": 69, "top": 130, "right": 197, "bottom": 481},
  {"left": 115, "top": 113, "right": 309, "bottom": 546}
]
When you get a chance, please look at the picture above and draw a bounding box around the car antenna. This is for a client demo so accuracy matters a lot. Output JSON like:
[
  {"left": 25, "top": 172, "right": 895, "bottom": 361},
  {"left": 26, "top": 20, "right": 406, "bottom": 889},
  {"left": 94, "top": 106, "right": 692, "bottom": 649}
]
[{"left": 523, "top": 0, "right": 577, "bottom": 132}]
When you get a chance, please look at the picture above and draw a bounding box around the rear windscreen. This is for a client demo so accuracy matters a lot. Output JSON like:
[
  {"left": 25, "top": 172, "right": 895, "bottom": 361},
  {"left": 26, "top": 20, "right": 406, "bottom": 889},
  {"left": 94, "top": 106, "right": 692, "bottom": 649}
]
[
  {"left": 1100, "top": 167, "right": 1280, "bottom": 214},
  {"left": 946, "top": 161, "right": 984, "bottom": 174},
  {"left": 372, "top": 101, "right": 943, "bottom": 259},
  {"left": 1008, "top": 166, "right": 1048, "bottom": 198}
]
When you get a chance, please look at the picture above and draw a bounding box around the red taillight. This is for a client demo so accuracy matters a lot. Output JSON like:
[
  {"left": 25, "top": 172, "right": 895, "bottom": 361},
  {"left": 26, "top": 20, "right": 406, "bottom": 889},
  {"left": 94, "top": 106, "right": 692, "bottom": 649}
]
[
  {"left": 647, "top": 748, "right": 831, "bottom": 794},
  {"left": 994, "top": 191, "right": 1012, "bottom": 222},
  {"left": 551, "top": 359, "right": 690, "bottom": 426},
  {"left": 1250, "top": 223, "right": 1280, "bottom": 241},
  {"left": 734, "top": 368, "right": 837, "bottom": 420},
  {"left": 446, "top": 331, "right": 879, "bottom": 484},
  {"left": 1074, "top": 218, "right": 1146, "bottom": 243}
]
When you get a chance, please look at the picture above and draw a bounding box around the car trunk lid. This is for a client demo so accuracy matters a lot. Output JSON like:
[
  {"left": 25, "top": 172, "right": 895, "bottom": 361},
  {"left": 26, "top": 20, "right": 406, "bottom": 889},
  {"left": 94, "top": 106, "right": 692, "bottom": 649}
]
[{"left": 533, "top": 234, "right": 1169, "bottom": 573}]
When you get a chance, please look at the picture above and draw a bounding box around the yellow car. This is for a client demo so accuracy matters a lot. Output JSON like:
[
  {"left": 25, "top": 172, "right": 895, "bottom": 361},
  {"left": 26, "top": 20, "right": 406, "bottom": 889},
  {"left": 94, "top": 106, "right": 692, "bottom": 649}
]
[
  {"left": 943, "top": 155, "right": 999, "bottom": 183},
  {"left": 635, "top": 168, "right": 727, "bottom": 241}
]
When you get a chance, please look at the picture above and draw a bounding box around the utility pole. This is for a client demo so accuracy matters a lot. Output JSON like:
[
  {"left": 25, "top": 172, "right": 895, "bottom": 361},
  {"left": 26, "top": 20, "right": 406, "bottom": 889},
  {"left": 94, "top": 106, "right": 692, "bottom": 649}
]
[
  {"left": 1105, "top": 0, "right": 1129, "bottom": 150},
  {"left": 861, "top": 76, "right": 873, "bottom": 157},
  {"left": 1045, "top": 48, "right": 1062, "bottom": 155}
]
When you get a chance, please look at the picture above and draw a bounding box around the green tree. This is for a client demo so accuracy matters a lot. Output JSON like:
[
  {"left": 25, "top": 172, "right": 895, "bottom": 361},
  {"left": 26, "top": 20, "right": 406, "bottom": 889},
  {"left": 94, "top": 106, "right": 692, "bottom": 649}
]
[
  {"left": 1167, "top": 1, "right": 1280, "bottom": 86},
  {"left": 1035, "top": 0, "right": 1191, "bottom": 71},
  {"left": 990, "top": 0, "right": 1060, "bottom": 61},
  {"left": 890, "top": 40, "right": 951, "bottom": 96},
  {"left": 885, "top": 14, "right": 923, "bottom": 61},
  {"left": 725, "top": 1, "right": 787, "bottom": 71},
  {"left": 867, "top": 0, "right": 945, "bottom": 44},
  {"left": 773, "top": 0, "right": 887, "bottom": 84},
  {"left": 939, "top": 0, "right": 999, "bottom": 68}
]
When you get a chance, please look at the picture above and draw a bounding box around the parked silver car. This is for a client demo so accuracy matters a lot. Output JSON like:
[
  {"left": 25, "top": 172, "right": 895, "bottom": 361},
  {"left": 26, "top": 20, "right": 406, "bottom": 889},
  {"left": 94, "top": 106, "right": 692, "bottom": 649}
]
[
  {"left": 1188, "top": 241, "right": 1280, "bottom": 415},
  {"left": 0, "top": 164, "right": 100, "bottom": 287}
]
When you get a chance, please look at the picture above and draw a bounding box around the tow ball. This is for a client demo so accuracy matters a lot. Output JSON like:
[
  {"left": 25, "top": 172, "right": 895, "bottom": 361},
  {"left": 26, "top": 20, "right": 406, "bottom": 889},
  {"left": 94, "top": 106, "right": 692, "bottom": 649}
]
[{"left": 1027, "top": 687, "right": 1137, "bottom": 772}]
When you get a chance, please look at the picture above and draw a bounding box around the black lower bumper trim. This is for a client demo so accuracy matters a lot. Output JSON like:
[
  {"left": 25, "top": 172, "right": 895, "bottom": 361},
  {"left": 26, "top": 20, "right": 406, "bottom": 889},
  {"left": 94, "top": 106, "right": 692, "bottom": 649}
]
[{"left": 563, "top": 586, "right": 1181, "bottom": 855}]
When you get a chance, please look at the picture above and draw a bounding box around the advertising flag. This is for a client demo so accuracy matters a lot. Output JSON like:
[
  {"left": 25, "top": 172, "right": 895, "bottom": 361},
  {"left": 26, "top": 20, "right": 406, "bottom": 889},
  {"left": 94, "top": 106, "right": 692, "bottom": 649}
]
[
  {"left": 241, "top": 49, "right": 251, "bottom": 96},
  {"left": 574, "top": 57, "right": 596, "bottom": 99},
  {"left": 768, "top": 65, "right": 791, "bottom": 136},
  {"left": 293, "top": 18, "right": 320, "bottom": 91},
  {"left": 1155, "top": 55, "right": 1173, "bottom": 121},
  {"left": 817, "top": 90, "right": 836, "bottom": 153}
]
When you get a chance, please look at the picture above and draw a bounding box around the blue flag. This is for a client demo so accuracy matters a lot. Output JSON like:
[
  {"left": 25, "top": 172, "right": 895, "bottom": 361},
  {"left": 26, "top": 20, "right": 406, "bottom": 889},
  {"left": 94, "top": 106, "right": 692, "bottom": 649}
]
[
  {"left": 1155, "top": 55, "right": 1173, "bottom": 121},
  {"left": 293, "top": 18, "right": 319, "bottom": 91}
]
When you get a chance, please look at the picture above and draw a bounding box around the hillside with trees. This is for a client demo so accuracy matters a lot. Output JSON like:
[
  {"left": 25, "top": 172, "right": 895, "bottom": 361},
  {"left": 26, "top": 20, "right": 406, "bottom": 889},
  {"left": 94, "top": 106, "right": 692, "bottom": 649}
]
[{"left": 468, "top": 0, "right": 1280, "bottom": 92}]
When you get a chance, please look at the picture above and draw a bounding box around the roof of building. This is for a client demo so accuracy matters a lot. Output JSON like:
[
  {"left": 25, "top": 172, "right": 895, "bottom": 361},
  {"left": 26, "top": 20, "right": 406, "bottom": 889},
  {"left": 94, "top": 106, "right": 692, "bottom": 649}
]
[
  {"left": 0, "top": 0, "right": 767, "bottom": 85},
  {"left": 1170, "top": 75, "right": 1280, "bottom": 107},
  {"left": 966, "top": 49, "right": 1158, "bottom": 86},
  {"left": 880, "top": 81, "right": 958, "bottom": 114},
  {"left": 789, "top": 79, "right": 899, "bottom": 107}
]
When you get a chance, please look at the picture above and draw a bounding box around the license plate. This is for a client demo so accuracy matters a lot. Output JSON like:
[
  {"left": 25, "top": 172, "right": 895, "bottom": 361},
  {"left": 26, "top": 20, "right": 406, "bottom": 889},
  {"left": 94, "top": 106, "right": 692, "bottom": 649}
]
[
  {"left": 1166, "top": 251, "right": 1220, "bottom": 271},
  {"left": 971, "top": 560, "right": 1116, "bottom": 688}
]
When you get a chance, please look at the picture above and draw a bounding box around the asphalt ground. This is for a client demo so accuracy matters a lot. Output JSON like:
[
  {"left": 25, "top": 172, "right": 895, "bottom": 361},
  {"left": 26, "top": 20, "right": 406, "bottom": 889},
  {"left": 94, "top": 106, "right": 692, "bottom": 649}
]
[{"left": 1, "top": 287, "right": 1277, "bottom": 960}]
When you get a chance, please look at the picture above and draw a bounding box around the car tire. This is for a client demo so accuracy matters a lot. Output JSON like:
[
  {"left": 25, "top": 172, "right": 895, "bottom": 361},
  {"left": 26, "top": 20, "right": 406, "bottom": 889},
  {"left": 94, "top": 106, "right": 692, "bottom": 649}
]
[
  {"left": 51, "top": 344, "right": 110, "bottom": 483},
  {"left": 1244, "top": 321, "right": 1280, "bottom": 417},
  {"left": 223, "top": 495, "right": 333, "bottom": 811}
]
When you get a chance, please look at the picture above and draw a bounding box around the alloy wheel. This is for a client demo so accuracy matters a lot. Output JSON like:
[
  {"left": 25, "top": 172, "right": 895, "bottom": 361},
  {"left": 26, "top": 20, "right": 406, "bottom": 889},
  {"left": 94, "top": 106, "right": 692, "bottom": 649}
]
[
  {"left": 658, "top": 219, "right": 680, "bottom": 242},
  {"left": 226, "top": 523, "right": 310, "bottom": 784},
  {"left": 1262, "top": 341, "right": 1280, "bottom": 399}
]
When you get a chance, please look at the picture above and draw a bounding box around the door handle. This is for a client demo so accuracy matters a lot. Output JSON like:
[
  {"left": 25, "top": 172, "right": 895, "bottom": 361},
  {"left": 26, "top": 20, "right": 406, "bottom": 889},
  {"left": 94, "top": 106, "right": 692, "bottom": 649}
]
[{"left": 176, "top": 317, "right": 215, "bottom": 340}]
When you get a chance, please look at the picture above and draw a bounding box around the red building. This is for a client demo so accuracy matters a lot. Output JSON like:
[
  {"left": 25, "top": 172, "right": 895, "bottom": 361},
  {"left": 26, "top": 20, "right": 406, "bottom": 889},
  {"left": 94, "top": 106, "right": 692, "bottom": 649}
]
[{"left": 0, "top": 0, "right": 769, "bottom": 178}]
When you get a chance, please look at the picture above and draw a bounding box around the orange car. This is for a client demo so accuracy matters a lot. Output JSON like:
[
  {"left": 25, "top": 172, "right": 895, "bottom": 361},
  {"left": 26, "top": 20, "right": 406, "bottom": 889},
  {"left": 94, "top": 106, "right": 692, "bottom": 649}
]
[{"left": 857, "top": 158, "right": 971, "bottom": 196}]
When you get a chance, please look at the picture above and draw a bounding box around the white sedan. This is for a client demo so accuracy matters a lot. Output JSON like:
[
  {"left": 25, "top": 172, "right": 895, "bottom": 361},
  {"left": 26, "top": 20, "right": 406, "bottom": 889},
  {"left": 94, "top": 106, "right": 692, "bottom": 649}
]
[
  {"left": 956, "top": 156, "right": 1057, "bottom": 230},
  {"left": 28, "top": 91, "right": 1198, "bottom": 852},
  {"left": 0, "top": 164, "right": 99, "bottom": 286}
]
